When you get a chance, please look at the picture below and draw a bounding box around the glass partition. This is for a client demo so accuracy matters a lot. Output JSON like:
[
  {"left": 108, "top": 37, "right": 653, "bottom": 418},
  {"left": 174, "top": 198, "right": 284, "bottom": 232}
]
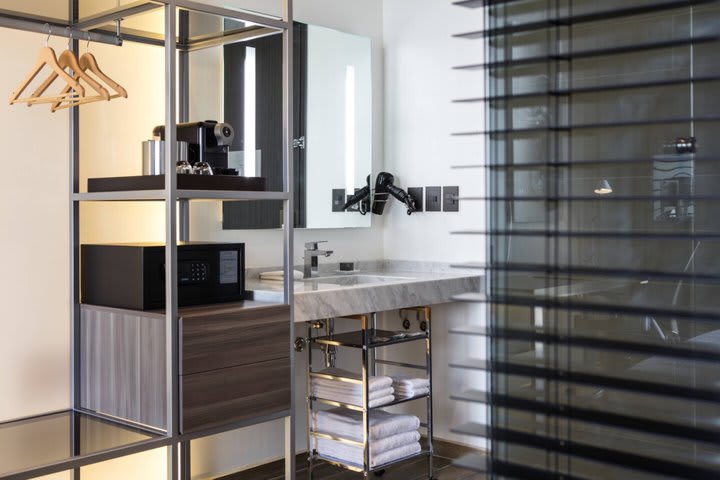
[{"left": 485, "top": 1, "right": 720, "bottom": 478}]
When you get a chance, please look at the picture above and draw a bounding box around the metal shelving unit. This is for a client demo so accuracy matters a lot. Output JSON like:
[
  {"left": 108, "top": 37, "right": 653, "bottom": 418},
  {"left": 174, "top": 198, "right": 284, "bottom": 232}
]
[
  {"left": 0, "top": 1, "right": 295, "bottom": 479},
  {"left": 305, "top": 311, "right": 434, "bottom": 478}
]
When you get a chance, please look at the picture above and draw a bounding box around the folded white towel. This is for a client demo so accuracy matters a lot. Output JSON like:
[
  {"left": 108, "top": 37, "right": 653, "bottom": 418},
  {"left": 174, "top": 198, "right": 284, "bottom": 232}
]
[
  {"left": 313, "top": 432, "right": 421, "bottom": 468},
  {"left": 312, "top": 386, "right": 395, "bottom": 407},
  {"left": 394, "top": 387, "right": 429, "bottom": 399},
  {"left": 313, "top": 386, "right": 394, "bottom": 401},
  {"left": 314, "top": 368, "right": 393, "bottom": 392},
  {"left": 259, "top": 269, "right": 304, "bottom": 281},
  {"left": 391, "top": 375, "right": 429, "bottom": 390},
  {"left": 312, "top": 408, "right": 420, "bottom": 442}
]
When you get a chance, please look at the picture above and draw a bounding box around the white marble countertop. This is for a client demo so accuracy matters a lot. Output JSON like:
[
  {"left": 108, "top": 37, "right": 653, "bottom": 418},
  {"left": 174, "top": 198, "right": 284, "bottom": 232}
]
[{"left": 246, "top": 261, "right": 483, "bottom": 322}]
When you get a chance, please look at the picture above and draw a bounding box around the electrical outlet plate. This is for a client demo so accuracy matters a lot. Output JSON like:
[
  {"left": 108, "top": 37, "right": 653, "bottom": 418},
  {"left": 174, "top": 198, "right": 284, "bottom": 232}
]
[
  {"left": 332, "top": 188, "right": 345, "bottom": 212},
  {"left": 426, "top": 186, "right": 441, "bottom": 212},
  {"left": 443, "top": 186, "right": 459, "bottom": 212},
  {"left": 408, "top": 187, "right": 423, "bottom": 212}
]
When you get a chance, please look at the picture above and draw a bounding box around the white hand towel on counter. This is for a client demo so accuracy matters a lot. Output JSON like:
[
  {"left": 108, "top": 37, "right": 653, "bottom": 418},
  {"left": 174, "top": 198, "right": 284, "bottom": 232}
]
[
  {"left": 313, "top": 368, "right": 393, "bottom": 393},
  {"left": 312, "top": 385, "right": 395, "bottom": 408},
  {"left": 259, "top": 269, "right": 304, "bottom": 281},
  {"left": 312, "top": 431, "right": 421, "bottom": 468},
  {"left": 311, "top": 408, "right": 420, "bottom": 441}
]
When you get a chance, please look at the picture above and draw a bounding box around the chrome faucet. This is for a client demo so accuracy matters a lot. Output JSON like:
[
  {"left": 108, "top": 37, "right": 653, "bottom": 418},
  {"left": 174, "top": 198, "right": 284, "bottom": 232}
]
[{"left": 304, "top": 241, "right": 333, "bottom": 278}]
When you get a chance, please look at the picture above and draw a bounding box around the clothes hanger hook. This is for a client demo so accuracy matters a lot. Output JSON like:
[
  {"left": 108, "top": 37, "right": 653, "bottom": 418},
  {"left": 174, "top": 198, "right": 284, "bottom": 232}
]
[
  {"left": 86, "top": 31, "right": 91, "bottom": 53},
  {"left": 45, "top": 23, "right": 51, "bottom": 47}
]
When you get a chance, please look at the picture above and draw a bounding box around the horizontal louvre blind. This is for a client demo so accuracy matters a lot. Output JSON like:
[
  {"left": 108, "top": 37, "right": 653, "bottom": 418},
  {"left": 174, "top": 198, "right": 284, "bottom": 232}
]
[{"left": 461, "top": 0, "right": 720, "bottom": 478}]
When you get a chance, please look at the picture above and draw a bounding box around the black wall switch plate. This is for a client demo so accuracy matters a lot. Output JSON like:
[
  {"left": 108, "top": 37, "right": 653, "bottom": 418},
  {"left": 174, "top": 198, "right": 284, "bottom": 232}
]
[
  {"left": 426, "top": 186, "right": 441, "bottom": 212},
  {"left": 346, "top": 188, "right": 361, "bottom": 212},
  {"left": 408, "top": 187, "right": 423, "bottom": 212},
  {"left": 332, "top": 188, "right": 345, "bottom": 212},
  {"left": 443, "top": 186, "right": 459, "bottom": 212}
]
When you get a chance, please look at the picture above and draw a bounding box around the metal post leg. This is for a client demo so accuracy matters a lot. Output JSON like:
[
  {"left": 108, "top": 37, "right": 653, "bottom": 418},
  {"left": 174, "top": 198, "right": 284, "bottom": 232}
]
[
  {"left": 426, "top": 307, "right": 434, "bottom": 479},
  {"left": 167, "top": 443, "right": 179, "bottom": 480},
  {"left": 180, "top": 441, "right": 191, "bottom": 479}
]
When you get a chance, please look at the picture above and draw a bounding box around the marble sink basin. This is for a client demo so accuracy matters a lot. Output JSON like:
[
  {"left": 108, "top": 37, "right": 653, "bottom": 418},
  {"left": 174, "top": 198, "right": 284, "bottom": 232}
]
[
  {"left": 304, "top": 274, "right": 414, "bottom": 287},
  {"left": 247, "top": 266, "right": 483, "bottom": 322}
]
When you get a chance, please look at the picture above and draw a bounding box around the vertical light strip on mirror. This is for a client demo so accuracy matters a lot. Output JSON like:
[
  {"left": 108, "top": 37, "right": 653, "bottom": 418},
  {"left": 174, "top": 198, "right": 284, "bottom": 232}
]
[
  {"left": 244, "top": 46, "right": 256, "bottom": 176},
  {"left": 345, "top": 65, "right": 356, "bottom": 194}
]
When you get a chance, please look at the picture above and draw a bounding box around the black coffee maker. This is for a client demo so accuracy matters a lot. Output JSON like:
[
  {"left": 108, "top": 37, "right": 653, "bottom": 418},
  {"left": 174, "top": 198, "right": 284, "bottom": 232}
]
[{"left": 152, "top": 120, "right": 235, "bottom": 170}]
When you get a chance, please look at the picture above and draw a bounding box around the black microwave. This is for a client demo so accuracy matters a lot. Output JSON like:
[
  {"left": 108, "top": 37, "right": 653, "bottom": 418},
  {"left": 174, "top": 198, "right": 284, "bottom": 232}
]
[{"left": 81, "top": 242, "right": 245, "bottom": 310}]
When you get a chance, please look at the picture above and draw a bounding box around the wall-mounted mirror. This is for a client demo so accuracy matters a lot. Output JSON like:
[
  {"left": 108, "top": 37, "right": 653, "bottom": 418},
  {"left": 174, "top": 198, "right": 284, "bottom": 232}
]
[{"left": 216, "top": 22, "right": 372, "bottom": 229}]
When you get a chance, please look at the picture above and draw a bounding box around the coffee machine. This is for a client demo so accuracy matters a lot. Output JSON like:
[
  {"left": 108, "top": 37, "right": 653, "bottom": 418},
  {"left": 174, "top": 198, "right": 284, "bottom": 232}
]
[{"left": 152, "top": 120, "right": 235, "bottom": 170}]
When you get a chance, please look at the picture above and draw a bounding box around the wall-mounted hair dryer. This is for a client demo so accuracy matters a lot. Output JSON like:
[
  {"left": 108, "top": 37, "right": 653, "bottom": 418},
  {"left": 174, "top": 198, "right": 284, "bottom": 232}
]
[
  {"left": 373, "top": 172, "right": 417, "bottom": 215},
  {"left": 342, "top": 172, "right": 417, "bottom": 215},
  {"left": 341, "top": 174, "right": 371, "bottom": 215}
]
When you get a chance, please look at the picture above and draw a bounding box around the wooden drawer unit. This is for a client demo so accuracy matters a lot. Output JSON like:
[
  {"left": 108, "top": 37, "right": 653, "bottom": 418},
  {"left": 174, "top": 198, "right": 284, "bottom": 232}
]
[
  {"left": 179, "top": 303, "right": 291, "bottom": 433},
  {"left": 180, "top": 303, "right": 290, "bottom": 375},
  {"left": 181, "top": 357, "right": 290, "bottom": 433},
  {"left": 81, "top": 302, "right": 290, "bottom": 434}
]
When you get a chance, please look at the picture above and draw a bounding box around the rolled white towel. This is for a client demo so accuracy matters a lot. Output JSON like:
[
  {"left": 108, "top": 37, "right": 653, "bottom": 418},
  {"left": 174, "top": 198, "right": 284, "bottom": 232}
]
[
  {"left": 313, "top": 368, "right": 393, "bottom": 392},
  {"left": 312, "top": 408, "right": 420, "bottom": 442},
  {"left": 312, "top": 431, "right": 421, "bottom": 468}
]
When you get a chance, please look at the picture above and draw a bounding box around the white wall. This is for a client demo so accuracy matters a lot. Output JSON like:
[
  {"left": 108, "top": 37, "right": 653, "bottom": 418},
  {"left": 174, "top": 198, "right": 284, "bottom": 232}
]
[
  {"left": 381, "top": 0, "right": 487, "bottom": 449},
  {"left": 0, "top": 28, "right": 70, "bottom": 422},
  {"left": 382, "top": 0, "right": 485, "bottom": 264}
]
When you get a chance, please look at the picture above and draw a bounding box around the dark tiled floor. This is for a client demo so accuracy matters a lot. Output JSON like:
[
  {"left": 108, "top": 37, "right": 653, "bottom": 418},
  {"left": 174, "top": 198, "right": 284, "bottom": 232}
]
[{"left": 219, "top": 441, "right": 486, "bottom": 480}]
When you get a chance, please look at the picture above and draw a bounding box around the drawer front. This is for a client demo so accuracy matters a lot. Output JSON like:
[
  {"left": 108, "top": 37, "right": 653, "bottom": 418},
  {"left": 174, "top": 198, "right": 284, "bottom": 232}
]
[
  {"left": 181, "top": 357, "right": 290, "bottom": 433},
  {"left": 181, "top": 304, "right": 289, "bottom": 375}
]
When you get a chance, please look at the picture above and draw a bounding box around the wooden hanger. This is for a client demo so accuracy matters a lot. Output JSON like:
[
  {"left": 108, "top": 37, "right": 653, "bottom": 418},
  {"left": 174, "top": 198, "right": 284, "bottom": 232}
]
[
  {"left": 29, "top": 49, "right": 110, "bottom": 109},
  {"left": 80, "top": 52, "right": 127, "bottom": 98},
  {"left": 50, "top": 52, "right": 128, "bottom": 111},
  {"left": 8, "top": 46, "right": 84, "bottom": 105}
]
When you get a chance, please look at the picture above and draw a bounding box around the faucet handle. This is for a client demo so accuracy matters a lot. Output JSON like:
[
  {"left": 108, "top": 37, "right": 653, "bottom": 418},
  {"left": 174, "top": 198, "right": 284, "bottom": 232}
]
[{"left": 304, "top": 240, "right": 328, "bottom": 250}]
